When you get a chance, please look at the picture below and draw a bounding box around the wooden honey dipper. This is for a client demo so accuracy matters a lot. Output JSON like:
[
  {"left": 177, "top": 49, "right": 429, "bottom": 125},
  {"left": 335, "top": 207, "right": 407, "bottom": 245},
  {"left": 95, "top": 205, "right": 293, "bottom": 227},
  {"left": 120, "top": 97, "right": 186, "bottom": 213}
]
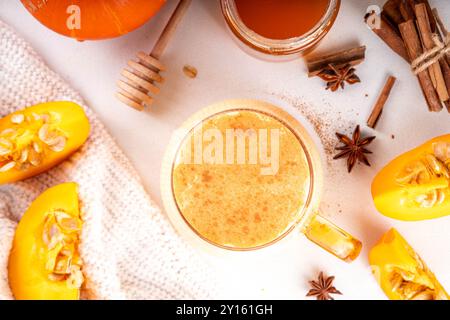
[{"left": 117, "top": 0, "right": 192, "bottom": 111}]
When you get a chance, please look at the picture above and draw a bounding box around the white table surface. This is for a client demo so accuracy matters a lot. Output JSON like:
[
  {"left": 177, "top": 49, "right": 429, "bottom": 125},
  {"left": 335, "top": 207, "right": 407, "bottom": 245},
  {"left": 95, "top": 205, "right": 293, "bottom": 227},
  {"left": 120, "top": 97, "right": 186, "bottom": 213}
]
[{"left": 1, "top": 0, "right": 449, "bottom": 300}]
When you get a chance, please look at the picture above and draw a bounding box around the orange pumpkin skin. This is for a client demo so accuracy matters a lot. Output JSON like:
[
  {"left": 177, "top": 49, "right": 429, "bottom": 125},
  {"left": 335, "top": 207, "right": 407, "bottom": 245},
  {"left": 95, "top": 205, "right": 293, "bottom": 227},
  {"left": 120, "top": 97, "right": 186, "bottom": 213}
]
[{"left": 21, "top": 0, "right": 166, "bottom": 41}]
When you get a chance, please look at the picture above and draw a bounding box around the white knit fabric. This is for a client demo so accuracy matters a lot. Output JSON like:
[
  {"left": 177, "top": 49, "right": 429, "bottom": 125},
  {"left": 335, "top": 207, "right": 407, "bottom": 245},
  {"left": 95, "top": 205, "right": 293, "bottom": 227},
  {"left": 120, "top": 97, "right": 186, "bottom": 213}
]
[{"left": 0, "top": 20, "right": 215, "bottom": 300}]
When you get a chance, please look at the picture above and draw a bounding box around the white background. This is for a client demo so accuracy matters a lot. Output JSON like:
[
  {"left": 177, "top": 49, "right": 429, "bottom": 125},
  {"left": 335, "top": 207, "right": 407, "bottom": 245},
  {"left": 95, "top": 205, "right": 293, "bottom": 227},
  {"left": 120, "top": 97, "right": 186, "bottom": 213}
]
[{"left": 1, "top": 0, "right": 449, "bottom": 300}]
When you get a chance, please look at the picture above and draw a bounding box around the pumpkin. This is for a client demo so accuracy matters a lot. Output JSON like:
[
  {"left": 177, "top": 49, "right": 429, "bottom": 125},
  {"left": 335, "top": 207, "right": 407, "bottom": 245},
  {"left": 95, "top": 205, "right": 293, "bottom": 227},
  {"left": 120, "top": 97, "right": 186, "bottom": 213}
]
[
  {"left": 369, "top": 228, "right": 448, "bottom": 300},
  {"left": 371, "top": 134, "right": 450, "bottom": 221},
  {"left": 21, "top": 0, "right": 166, "bottom": 41},
  {"left": 0, "top": 101, "right": 90, "bottom": 185},
  {"left": 8, "top": 183, "right": 84, "bottom": 300}
]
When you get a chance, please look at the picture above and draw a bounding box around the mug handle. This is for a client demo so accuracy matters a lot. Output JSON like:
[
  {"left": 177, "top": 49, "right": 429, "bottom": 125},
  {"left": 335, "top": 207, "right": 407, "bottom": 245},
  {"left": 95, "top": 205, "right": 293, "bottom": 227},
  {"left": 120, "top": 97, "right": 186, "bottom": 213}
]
[{"left": 304, "top": 213, "right": 362, "bottom": 262}]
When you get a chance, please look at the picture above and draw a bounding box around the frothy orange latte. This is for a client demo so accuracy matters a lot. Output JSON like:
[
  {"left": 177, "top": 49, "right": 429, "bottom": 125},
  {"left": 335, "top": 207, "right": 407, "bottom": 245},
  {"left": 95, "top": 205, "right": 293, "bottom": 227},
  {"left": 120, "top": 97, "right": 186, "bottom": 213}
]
[{"left": 172, "top": 110, "right": 311, "bottom": 248}]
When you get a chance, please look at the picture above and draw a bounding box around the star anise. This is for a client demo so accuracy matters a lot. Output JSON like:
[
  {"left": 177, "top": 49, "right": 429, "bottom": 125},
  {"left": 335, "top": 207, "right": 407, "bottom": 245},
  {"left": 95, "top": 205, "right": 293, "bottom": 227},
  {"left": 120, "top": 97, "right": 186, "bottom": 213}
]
[
  {"left": 317, "top": 64, "right": 361, "bottom": 91},
  {"left": 306, "top": 272, "right": 342, "bottom": 300},
  {"left": 334, "top": 125, "right": 376, "bottom": 173}
]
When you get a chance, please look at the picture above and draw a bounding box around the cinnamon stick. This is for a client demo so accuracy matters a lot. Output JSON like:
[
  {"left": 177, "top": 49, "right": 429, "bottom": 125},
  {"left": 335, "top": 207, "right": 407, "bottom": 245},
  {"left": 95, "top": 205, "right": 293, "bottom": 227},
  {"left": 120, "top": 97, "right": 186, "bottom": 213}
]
[
  {"left": 445, "top": 101, "right": 450, "bottom": 113},
  {"left": 417, "top": 0, "right": 437, "bottom": 33},
  {"left": 381, "top": 11, "right": 401, "bottom": 37},
  {"left": 432, "top": 8, "right": 450, "bottom": 66},
  {"left": 439, "top": 60, "right": 450, "bottom": 112},
  {"left": 383, "top": 0, "right": 404, "bottom": 26},
  {"left": 429, "top": 7, "right": 450, "bottom": 112},
  {"left": 399, "top": 1, "right": 415, "bottom": 21},
  {"left": 367, "top": 76, "right": 397, "bottom": 129},
  {"left": 306, "top": 46, "right": 366, "bottom": 77},
  {"left": 433, "top": 8, "right": 448, "bottom": 36},
  {"left": 365, "top": 12, "right": 409, "bottom": 62},
  {"left": 415, "top": 4, "right": 449, "bottom": 103},
  {"left": 399, "top": 20, "right": 442, "bottom": 112}
]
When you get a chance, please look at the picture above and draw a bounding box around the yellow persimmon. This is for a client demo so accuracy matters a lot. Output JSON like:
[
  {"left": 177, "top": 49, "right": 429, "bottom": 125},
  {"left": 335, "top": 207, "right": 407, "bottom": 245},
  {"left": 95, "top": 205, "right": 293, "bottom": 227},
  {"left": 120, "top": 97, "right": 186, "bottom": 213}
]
[
  {"left": 369, "top": 228, "right": 448, "bottom": 300},
  {"left": 0, "top": 101, "right": 90, "bottom": 185},
  {"left": 372, "top": 134, "right": 450, "bottom": 221},
  {"left": 8, "top": 182, "right": 84, "bottom": 300}
]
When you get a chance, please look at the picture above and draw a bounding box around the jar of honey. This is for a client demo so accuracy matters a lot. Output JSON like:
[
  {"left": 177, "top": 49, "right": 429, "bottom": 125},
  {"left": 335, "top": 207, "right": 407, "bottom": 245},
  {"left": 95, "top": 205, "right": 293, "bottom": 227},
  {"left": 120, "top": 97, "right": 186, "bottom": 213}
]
[{"left": 220, "top": 0, "right": 340, "bottom": 58}]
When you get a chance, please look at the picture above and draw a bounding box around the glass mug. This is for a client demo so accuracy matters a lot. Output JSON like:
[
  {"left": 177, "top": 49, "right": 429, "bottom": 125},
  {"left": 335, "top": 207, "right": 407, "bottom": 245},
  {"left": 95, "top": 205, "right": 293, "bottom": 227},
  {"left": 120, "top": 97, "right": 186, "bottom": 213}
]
[{"left": 161, "top": 100, "right": 361, "bottom": 262}]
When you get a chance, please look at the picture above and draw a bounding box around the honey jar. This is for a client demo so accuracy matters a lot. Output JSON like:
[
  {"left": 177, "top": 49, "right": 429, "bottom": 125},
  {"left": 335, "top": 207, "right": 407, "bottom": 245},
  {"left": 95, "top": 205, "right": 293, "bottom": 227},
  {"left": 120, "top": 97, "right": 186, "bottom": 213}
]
[{"left": 221, "top": 0, "right": 341, "bottom": 58}]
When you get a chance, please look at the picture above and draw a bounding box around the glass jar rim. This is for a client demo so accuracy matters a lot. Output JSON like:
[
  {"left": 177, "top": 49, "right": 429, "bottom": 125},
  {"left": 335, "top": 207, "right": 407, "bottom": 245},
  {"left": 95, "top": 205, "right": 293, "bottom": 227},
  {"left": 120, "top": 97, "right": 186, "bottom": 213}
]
[
  {"left": 220, "top": 0, "right": 340, "bottom": 55},
  {"left": 160, "top": 100, "right": 324, "bottom": 252}
]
